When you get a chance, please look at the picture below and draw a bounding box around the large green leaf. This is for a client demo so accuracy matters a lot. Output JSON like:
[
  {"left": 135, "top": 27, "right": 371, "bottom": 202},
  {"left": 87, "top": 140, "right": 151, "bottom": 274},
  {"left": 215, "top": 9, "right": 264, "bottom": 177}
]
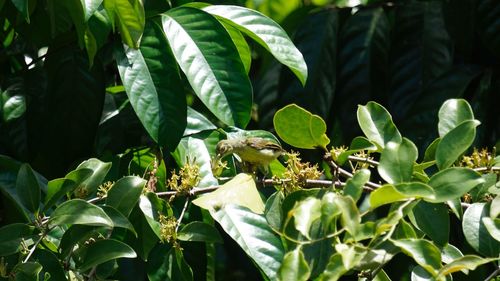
[
  {"left": 193, "top": 173, "right": 265, "bottom": 214},
  {"left": 392, "top": 239, "right": 441, "bottom": 277},
  {"left": 183, "top": 107, "right": 217, "bottom": 136},
  {"left": 273, "top": 104, "right": 330, "bottom": 149},
  {"left": 116, "top": 20, "right": 186, "bottom": 149},
  {"left": 79, "top": 239, "right": 137, "bottom": 271},
  {"left": 335, "top": 8, "right": 390, "bottom": 140},
  {"left": 427, "top": 167, "right": 483, "bottom": 203},
  {"left": 177, "top": 221, "right": 222, "bottom": 243},
  {"left": 15, "top": 163, "right": 41, "bottom": 213},
  {"left": 343, "top": 169, "right": 370, "bottom": 202},
  {"left": 161, "top": 7, "right": 252, "bottom": 128},
  {"left": 437, "top": 99, "right": 474, "bottom": 137},
  {"left": 378, "top": 138, "right": 418, "bottom": 184},
  {"left": 369, "top": 183, "right": 434, "bottom": 209},
  {"left": 278, "top": 248, "right": 310, "bottom": 281},
  {"left": 410, "top": 201, "right": 449, "bottom": 246},
  {"left": 387, "top": 2, "right": 452, "bottom": 122},
  {"left": 104, "top": 0, "right": 145, "bottom": 48},
  {"left": 82, "top": 0, "right": 103, "bottom": 21},
  {"left": 211, "top": 204, "right": 284, "bottom": 280},
  {"left": 462, "top": 203, "right": 500, "bottom": 257},
  {"left": 0, "top": 223, "right": 35, "bottom": 256},
  {"left": 357, "top": 101, "right": 401, "bottom": 150},
  {"left": 291, "top": 197, "right": 321, "bottom": 239},
  {"left": 435, "top": 120, "right": 480, "bottom": 170},
  {"left": 276, "top": 9, "right": 338, "bottom": 121},
  {"left": 102, "top": 206, "right": 136, "bottom": 235},
  {"left": 106, "top": 176, "right": 145, "bottom": 217},
  {"left": 49, "top": 199, "right": 113, "bottom": 227},
  {"left": 438, "top": 255, "right": 499, "bottom": 278}
]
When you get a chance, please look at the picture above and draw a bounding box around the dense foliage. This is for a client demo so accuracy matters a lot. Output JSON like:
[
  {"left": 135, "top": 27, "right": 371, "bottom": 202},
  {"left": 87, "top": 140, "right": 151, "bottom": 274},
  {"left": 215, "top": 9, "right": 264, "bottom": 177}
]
[{"left": 0, "top": 0, "right": 499, "bottom": 280}]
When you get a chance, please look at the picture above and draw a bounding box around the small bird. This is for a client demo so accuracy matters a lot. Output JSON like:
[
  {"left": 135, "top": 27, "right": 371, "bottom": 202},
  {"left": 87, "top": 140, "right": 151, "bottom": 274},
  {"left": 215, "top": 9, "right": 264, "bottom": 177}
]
[{"left": 214, "top": 137, "right": 284, "bottom": 174}]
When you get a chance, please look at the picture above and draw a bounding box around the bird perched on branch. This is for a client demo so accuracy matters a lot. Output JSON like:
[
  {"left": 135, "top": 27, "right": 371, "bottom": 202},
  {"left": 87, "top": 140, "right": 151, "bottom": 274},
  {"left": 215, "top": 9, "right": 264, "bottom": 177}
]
[{"left": 213, "top": 137, "right": 284, "bottom": 175}]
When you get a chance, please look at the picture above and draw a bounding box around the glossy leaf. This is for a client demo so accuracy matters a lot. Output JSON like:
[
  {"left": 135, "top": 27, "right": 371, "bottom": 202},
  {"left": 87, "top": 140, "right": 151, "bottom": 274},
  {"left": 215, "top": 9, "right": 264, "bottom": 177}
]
[
  {"left": 378, "top": 138, "right": 418, "bottom": 184},
  {"left": 357, "top": 102, "right": 402, "bottom": 150},
  {"left": 482, "top": 217, "right": 500, "bottom": 242},
  {"left": 183, "top": 107, "right": 217, "bottom": 136},
  {"left": 437, "top": 255, "right": 499, "bottom": 278},
  {"left": 15, "top": 163, "right": 41, "bottom": 213},
  {"left": 2, "top": 94, "right": 26, "bottom": 121},
  {"left": 370, "top": 183, "right": 434, "bottom": 209},
  {"left": 222, "top": 22, "right": 251, "bottom": 74},
  {"left": 427, "top": 167, "right": 483, "bottom": 203},
  {"left": 435, "top": 120, "right": 480, "bottom": 170},
  {"left": 437, "top": 99, "right": 474, "bottom": 137},
  {"left": 193, "top": 173, "right": 264, "bottom": 214},
  {"left": 49, "top": 199, "right": 113, "bottom": 227},
  {"left": 334, "top": 194, "right": 360, "bottom": 236},
  {"left": 82, "top": 0, "right": 103, "bottom": 21},
  {"left": 410, "top": 201, "right": 449, "bottom": 246},
  {"left": 211, "top": 204, "right": 284, "bottom": 280},
  {"left": 0, "top": 223, "right": 34, "bottom": 256},
  {"left": 102, "top": 206, "right": 136, "bottom": 235},
  {"left": 75, "top": 158, "right": 112, "bottom": 197},
  {"left": 335, "top": 243, "right": 367, "bottom": 271},
  {"left": 44, "top": 168, "right": 94, "bottom": 211},
  {"left": 203, "top": 5, "right": 307, "bottom": 85},
  {"left": 116, "top": 20, "right": 186, "bottom": 149},
  {"left": 79, "top": 239, "right": 137, "bottom": 271},
  {"left": 162, "top": 7, "right": 252, "bottom": 127},
  {"left": 104, "top": 0, "right": 145, "bottom": 48},
  {"left": 292, "top": 197, "right": 321, "bottom": 239},
  {"left": 278, "top": 248, "right": 310, "bottom": 281},
  {"left": 318, "top": 254, "right": 346, "bottom": 281},
  {"left": 106, "top": 176, "right": 145, "bottom": 217},
  {"left": 177, "top": 221, "right": 222, "bottom": 243},
  {"left": 462, "top": 203, "right": 500, "bottom": 257},
  {"left": 392, "top": 239, "right": 441, "bottom": 276},
  {"left": 491, "top": 196, "right": 500, "bottom": 218},
  {"left": 343, "top": 169, "right": 370, "bottom": 202},
  {"left": 273, "top": 104, "right": 330, "bottom": 149}
]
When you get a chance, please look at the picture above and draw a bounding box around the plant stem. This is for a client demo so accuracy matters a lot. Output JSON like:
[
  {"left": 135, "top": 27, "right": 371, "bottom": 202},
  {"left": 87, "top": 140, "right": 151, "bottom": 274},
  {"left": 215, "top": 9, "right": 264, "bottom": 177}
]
[
  {"left": 176, "top": 198, "right": 190, "bottom": 233},
  {"left": 485, "top": 266, "right": 500, "bottom": 281}
]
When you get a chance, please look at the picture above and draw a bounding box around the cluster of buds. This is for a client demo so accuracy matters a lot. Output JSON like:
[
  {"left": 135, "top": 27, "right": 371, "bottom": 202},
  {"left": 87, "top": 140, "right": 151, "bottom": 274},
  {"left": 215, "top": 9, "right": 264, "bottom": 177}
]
[
  {"left": 167, "top": 160, "right": 200, "bottom": 195},
  {"left": 282, "top": 151, "right": 322, "bottom": 194},
  {"left": 159, "top": 214, "right": 180, "bottom": 248},
  {"left": 461, "top": 148, "right": 495, "bottom": 169},
  {"left": 97, "top": 181, "right": 114, "bottom": 198},
  {"left": 330, "top": 146, "right": 348, "bottom": 162}
]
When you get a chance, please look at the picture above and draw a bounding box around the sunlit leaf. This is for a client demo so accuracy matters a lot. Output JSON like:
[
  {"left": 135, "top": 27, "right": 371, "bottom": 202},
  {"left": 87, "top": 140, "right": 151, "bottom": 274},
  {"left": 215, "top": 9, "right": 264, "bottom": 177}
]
[
  {"left": 278, "top": 248, "right": 310, "bottom": 281},
  {"left": 357, "top": 102, "right": 402, "bottom": 150}
]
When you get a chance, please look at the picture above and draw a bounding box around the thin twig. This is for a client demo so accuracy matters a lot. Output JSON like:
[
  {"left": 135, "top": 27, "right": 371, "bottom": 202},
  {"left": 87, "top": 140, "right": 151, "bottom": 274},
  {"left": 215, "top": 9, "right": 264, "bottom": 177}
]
[
  {"left": 485, "top": 266, "right": 500, "bottom": 281},
  {"left": 176, "top": 198, "right": 190, "bottom": 233},
  {"left": 324, "top": 156, "right": 381, "bottom": 190},
  {"left": 347, "top": 155, "right": 380, "bottom": 167},
  {"left": 23, "top": 227, "right": 53, "bottom": 263}
]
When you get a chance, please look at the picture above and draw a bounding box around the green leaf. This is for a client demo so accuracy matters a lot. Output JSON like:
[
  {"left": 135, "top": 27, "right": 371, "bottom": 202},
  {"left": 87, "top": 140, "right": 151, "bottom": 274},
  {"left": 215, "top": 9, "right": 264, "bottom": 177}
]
[
  {"left": 49, "top": 199, "right": 113, "bottom": 227},
  {"left": 82, "top": 0, "right": 103, "bottom": 21},
  {"left": 193, "top": 173, "right": 264, "bottom": 214},
  {"left": 482, "top": 217, "right": 500, "bottom": 242},
  {"left": 44, "top": 168, "right": 94, "bottom": 211},
  {"left": 318, "top": 254, "right": 346, "bottom": 281},
  {"left": 278, "top": 248, "right": 310, "bottom": 281},
  {"left": 13, "top": 262, "right": 42, "bottom": 281},
  {"left": 378, "top": 138, "right": 418, "bottom": 184},
  {"left": 116, "top": 20, "right": 186, "bottom": 149},
  {"left": 392, "top": 239, "right": 441, "bottom": 277},
  {"left": 273, "top": 104, "right": 330, "bottom": 149},
  {"left": 265, "top": 191, "right": 285, "bottom": 230},
  {"left": 102, "top": 206, "right": 137, "bottom": 235},
  {"left": 370, "top": 183, "right": 434, "bottom": 209},
  {"left": 437, "top": 255, "right": 499, "bottom": 278},
  {"left": 334, "top": 194, "right": 360, "bottom": 236},
  {"left": 147, "top": 245, "right": 193, "bottom": 281},
  {"left": 79, "top": 239, "right": 137, "bottom": 271},
  {"left": 462, "top": 203, "right": 500, "bottom": 257},
  {"left": 437, "top": 99, "right": 474, "bottom": 137},
  {"left": 335, "top": 243, "right": 367, "bottom": 271},
  {"left": 245, "top": 0, "right": 301, "bottom": 24},
  {"left": 104, "top": 0, "right": 145, "bottom": 48},
  {"left": 11, "top": 0, "right": 30, "bottom": 22},
  {"left": 343, "top": 169, "right": 370, "bottom": 202},
  {"left": 491, "top": 196, "right": 500, "bottom": 218},
  {"left": 75, "top": 158, "right": 112, "bottom": 197},
  {"left": 436, "top": 120, "right": 480, "bottom": 170},
  {"left": 222, "top": 22, "right": 251, "bottom": 74},
  {"left": 292, "top": 197, "right": 321, "bottom": 239},
  {"left": 357, "top": 102, "right": 402, "bottom": 150},
  {"left": 427, "top": 167, "right": 483, "bottom": 203},
  {"left": 15, "top": 163, "right": 41, "bottom": 213},
  {"left": 211, "top": 204, "right": 284, "bottom": 280},
  {"left": 203, "top": 5, "right": 307, "bottom": 85},
  {"left": 3, "top": 94, "right": 26, "bottom": 121},
  {"left": 410, "top": 201, "right": 449, "bottom": 246},
  {"left": 161, "top": 7, "right": 252, "bottom": 127},
  {"left": 177, "top": 221, "right": 223, "bottom": 243},
  {"left": 106, "top": 176, "right": 145, "bottom": 217},
  {"left": 184, "top": 107, "right": 217, "bottom": 136},
  {"left": 0, "top": 223, "right": 35, "bottom": 256}
]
